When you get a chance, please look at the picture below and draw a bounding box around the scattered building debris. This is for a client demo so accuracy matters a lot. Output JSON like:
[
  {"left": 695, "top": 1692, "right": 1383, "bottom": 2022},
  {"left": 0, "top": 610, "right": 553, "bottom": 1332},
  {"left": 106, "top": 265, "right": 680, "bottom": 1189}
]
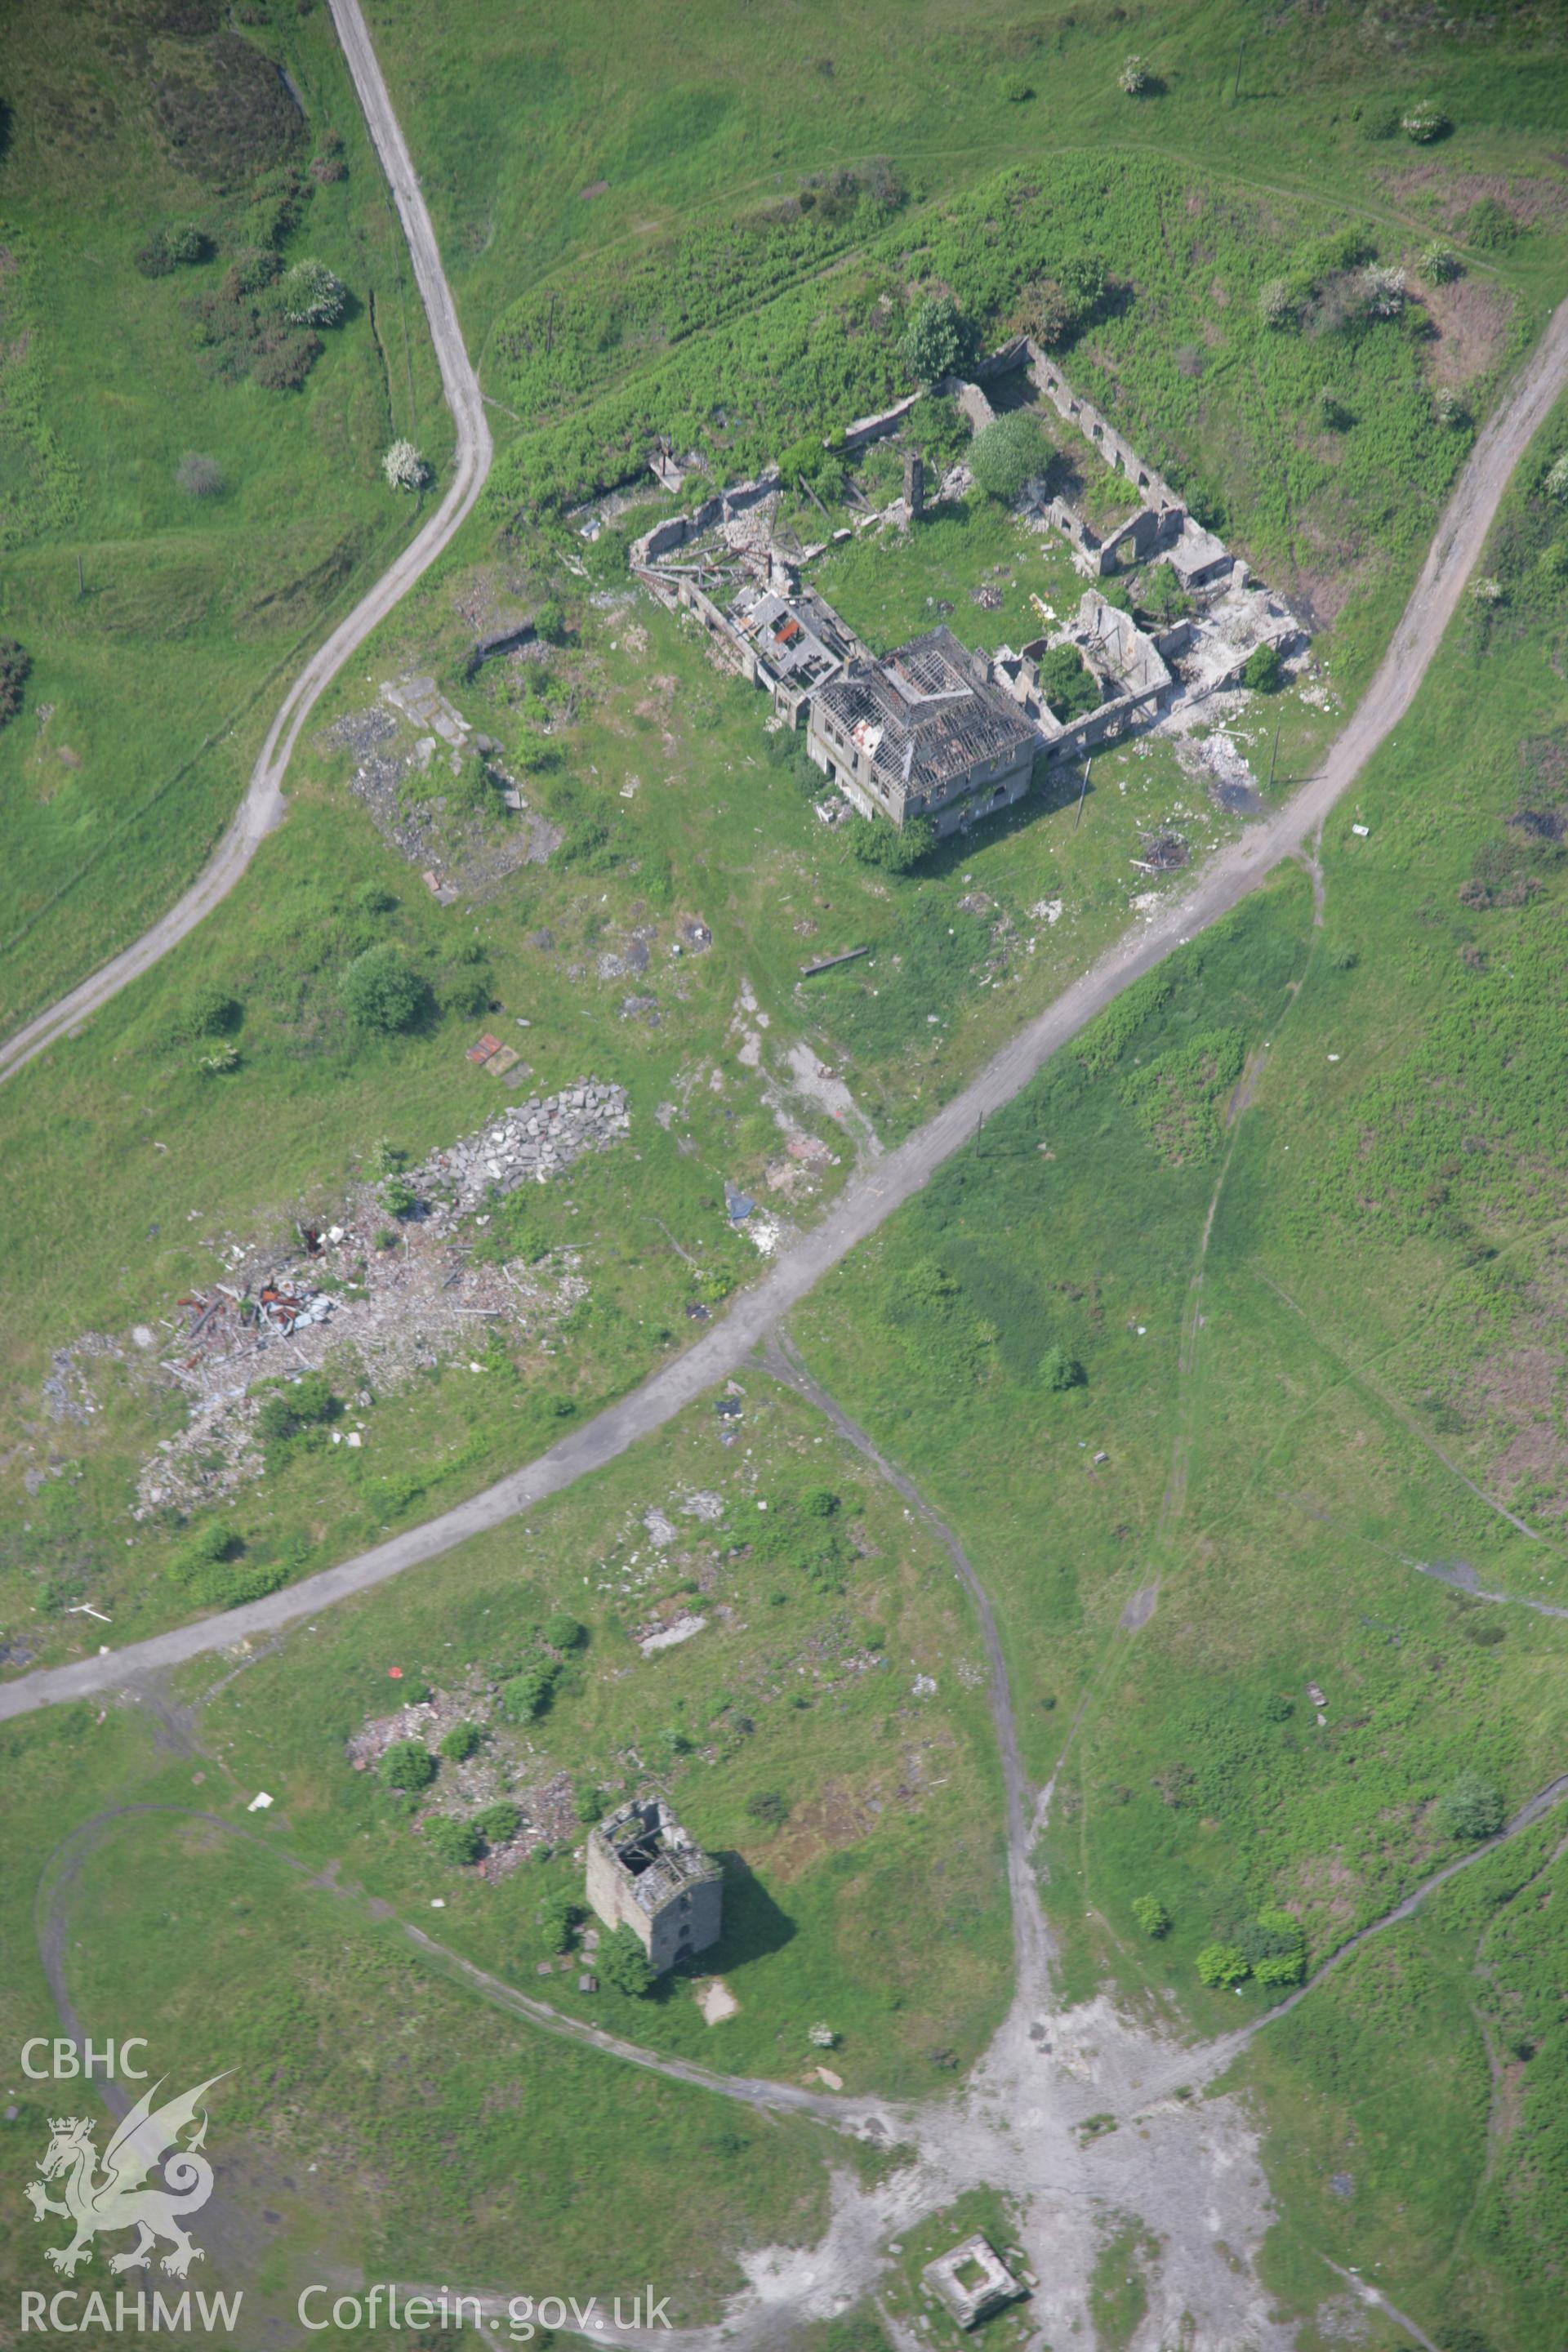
[{"left": 406, "top": 1080, "right": 630, "bottom": 1217}]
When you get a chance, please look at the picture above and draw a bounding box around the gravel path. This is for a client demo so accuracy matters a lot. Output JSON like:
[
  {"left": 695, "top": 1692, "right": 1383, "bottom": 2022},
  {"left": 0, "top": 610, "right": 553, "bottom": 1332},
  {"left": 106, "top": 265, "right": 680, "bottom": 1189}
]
[
  {"left": 0, "top": 0, "right": 492, "bottom": 1088},
  {"left": 7, "top": 287, "right": 1568, "bottom": 1725}
]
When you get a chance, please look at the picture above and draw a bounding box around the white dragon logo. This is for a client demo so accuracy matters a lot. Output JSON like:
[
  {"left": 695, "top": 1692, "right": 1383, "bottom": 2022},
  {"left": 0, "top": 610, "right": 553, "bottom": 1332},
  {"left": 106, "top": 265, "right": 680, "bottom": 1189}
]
[{"left": 25, "top": 2074, "right": 228, "bottom": 2278}]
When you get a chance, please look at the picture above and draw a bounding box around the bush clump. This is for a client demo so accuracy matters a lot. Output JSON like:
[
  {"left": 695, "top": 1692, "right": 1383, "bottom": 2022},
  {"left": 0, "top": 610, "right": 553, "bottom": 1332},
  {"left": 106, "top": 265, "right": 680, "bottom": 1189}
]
[
  {"left": 1439, "top": 1771, "right": 1505, "bottom": 1842},
  {"left": 1421, "top": 242, "right": 1463, "bottom": 283},
  {"left": 540, "top": 1891, "right": 584, "bottom": 1950},
  {"left": 425, "top": 1816, "right": 483, "bottom": 1866},
  {"left": 1242, "top": 643, "right": 1284, "bottom": 693},
  {"left": 0, "top": 638, "right": 33, "bottom": 727},
  {"left": 255, "top": 1370, "right": 341, "bottom": 1446},
  {"left": 176, "top": 452, "right": 224, "bottom": 497},
  {"left": 381, "top": 1739, "right": 436, "bottom": 1793},
  {"left": 845, "top": 813, "right": 934, "bottom": 874},
  {"left": 1401, "top": 103, "right": 1450, "bottom": 144},
  {"left": 1119, "top": 55, "right": 1152, "bottom": 96},
  {"left": 382, "top": 439, "right": 431, "bottom": 492},
  {"left": 280, "top": 258, "right": 347, "bottom": 327},
  {"left": 440, "top": 1722, "right": 483, "bottom": 1762},
  {"left": 340, "top": 944, "right": 432, "bottom": 1034},
  {"left": 599, "top": 1924, "right": 656, "bottom": 1996},
  {"left": 969, "top": 411, "right": 1050, "bottom": 504},
  {"left": 136, "top": 223, "right": 208, "bottom": 276},
  {"left": 474, "top": 1802, "right": 521, "bottom": 1846},
  {"left": 1040, "top": 1344, "right": 1086, "bottom": 1392},
  {"left": 500, "top": 1659, "right": 561, "bottom": 1722},
  {"left": 543, "top": 1611, "right": 587, "bottom": 1651},
  {"left": 1196, "top": 1941, "right": 1250, "bottom": 1989},
  {"left": 1132, "top": 1895, "right": 1171, "bottom": 1939},
  {"left": 1039, "top": 642, "right": 1099, "bottom": 722},
  {"left": 901, "top": 296, "right": 973, "bottom": 387}
]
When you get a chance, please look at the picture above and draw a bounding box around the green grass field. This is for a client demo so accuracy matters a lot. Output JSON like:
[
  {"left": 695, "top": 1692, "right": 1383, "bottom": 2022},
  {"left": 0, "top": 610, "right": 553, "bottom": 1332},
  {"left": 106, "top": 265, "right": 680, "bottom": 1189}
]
[
  {"left": 786, "top": 393, "right": 1568, "bottom": 2347},
  {"left": 0, "top": 0, "right": 448, "bottom": 1022}
]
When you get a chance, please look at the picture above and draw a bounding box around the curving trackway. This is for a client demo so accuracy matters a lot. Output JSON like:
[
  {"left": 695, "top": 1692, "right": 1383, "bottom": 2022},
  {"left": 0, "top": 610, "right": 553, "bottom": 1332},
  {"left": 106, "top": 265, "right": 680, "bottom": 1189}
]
[{"left": 0, "top": 0, "right": 493, "bottom": 1089}]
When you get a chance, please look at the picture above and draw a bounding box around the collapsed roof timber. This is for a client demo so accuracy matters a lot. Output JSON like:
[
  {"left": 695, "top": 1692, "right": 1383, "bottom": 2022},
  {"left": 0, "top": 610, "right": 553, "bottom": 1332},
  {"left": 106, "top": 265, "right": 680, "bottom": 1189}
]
[{"left": 630, "top": 340, "right": 1303, "bottom": 838}]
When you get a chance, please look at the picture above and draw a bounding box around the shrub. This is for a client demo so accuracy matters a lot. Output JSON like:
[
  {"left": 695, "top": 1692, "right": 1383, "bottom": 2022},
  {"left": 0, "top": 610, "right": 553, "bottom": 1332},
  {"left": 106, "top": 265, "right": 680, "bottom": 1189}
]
[
  {"left": 1401, "top": 103, "right": 1450, "bottom": 143},
  {"left": 176, "top": 452, "right": 224, "bottom": 497},
  {"left": 1257, "top": 278, "right": 1295, "bottom": 331},
  {"left": 255, "top": 1371, "right": 340, "bottom": 1445},
  {"left": 440, "top": 1722, "right": 483, "bottom": 1762},
  {"left": 902, "top": 296, "right": 972, "bottom": 386},
  {"left": 381, "top": 1739, "right": 436, "bottom": 1793},
  {"left": 1196, "top": 1941, "right": 1250, "bottom": 1989},
  {"left": 162, "top": 985, "right": 241, "bottom": 1045},
  {"left": 380, "top": 1172, "right": 418, "bottom": 1218},
  {"left": 475, "top": 1801, "right": 521, "bottom": 1846},
  {"left": 1359, "top": 263, "right": 1407, "bottom": 320},
  {"left": 500, "top": 1661, "right": 559, "bottom": 1722},
  {"left": 1040, "top": 1344, "right": 1086, "bottom": 1392},
  {"left": 543, "top": 1611, "right": 586, "bottom": 1651},
  {"left": 997, "top": 70, "right": 1034, "bottom": 104},
  {"left": 1132, "top": 1895, "right": 1170, "bottom": 1939},
  {"left": 0, "top": 637, "right": 33, "bottom": 727},
  {"left": 1242, "top": 643, "right": 1285, "bottom": 693},
  {"left": 1316, "top": 386, "right": 1352, "bottom": 432},
  {"left": 600, "top": 1925, "right": 656, "bottom": 1996},
  {"left": 170, "top": 1518, "right": 243, "bottom": 1584},
  {"left": 801, "top": 1487, "right": 840, "bottom": 1520},
  {"left": 136, "top": 224, "right": 207, "bottom": 275},
  {"left": 1039, "top": 642, "right": 1098, "bottom": 722},
  {"left": 574, "top": 1780, "right": 604, "bottom": 1824},
  {"left": 541, "top": 1891, "right": 584, "bottom": 1950},
  {"left": 1119, "top": 55, "right": 1152, "bottom": 96},
  {"left": 281, "top": 258, "right": 347, "bottom": 327},
  {"left": 382, "top": 438, "right": 431, "bottom": 492},
  {"left": 1545, "top": 454, "right": 1568, "bottom": 502},
  {"left": 340, "top": 943, "right": 432, "bottom": 1034},
  {"left": 1472, "top": 575, "right": 1505, "bottom": 607},
  {"left": 534, "top": 598, "right": 568, "bottom": 644},
  {"left": 1243, "top": 1909, "right": 1307, "bottom": 1986},
  {"left": 1434, "top": 386, "right": 1468, "bottom": 430},
  {"left": 1439, "top": 1772, "right": 1505, "bottom": 1842},
  {"left": 845, "top": 813, "right": 934, "bottom": 873},
  {"left": 969, "top": 412, "right": 1050, "bottom": 503},
  {"left": 425, "top": 1817, "right": 482, "bottom": 1866},
  {"left": 1422, "top": 241, "right": 1463, "bottom": 283},
  {"left": 746, "top": 1790, "right": 790, "bottom": 1827}
]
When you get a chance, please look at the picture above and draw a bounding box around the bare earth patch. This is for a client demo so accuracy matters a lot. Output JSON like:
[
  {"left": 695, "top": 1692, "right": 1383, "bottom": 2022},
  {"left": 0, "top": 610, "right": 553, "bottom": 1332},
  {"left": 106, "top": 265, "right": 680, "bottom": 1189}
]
[{"left": 1419, "top": 275, "right": 1516, "bottom": 390}]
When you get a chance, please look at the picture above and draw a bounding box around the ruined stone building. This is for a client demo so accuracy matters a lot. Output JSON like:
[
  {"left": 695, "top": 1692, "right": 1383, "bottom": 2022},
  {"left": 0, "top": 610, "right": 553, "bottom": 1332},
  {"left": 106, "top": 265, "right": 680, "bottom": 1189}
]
[
  {"left": 805, "top": 626, "right": 1040, "bottom": 835},
  {"left": 584, "top": 1796, "right": 723, "bottom": 1973}
]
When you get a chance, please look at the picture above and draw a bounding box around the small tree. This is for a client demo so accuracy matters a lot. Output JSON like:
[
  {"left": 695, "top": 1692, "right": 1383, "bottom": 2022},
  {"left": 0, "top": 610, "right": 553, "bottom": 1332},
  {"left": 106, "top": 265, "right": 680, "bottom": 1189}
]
[
  {"left": 475, "top": 1801, "right": 521, "bottom": 1846},
  {"left": 1439, "top": 1771, "right": 1505, "bottom": 1842},
  {"left": 1119, "top": 55, "right": 1152, "bottom": 96},
  {"left": 1421, "top": 241, "right": 1463, "bottom": 283},
  {"left": 540, "top": 1891, "right": 584, "bottom": 1951},
  {"left": 382, "top": 438, "right": 431, "bottom": 492},
  {"left": 500, "top": 1661, "right": 559, "bottom": 1722},
  {"left": 534, "top": 599, "right": 568, "bottom": 645},
  {"left": 969, "top": 412, "right": 1050, "bottom": 504},
  {"left": 600, "top": 1925, "right": 656, "bottom": 1996},
  {"left": 1196, "top": 1941, "right": 1250, "bottom": 1989},
  {"left": 847, "top": 813, "right": 935, "bottom": 872},
  {"left": 341, "top": 943, "right": 432, "bottom": 1033},
  {"left": 425, "top": 1816, "right": 482, "bottom": 1865},
  {"left": 1242, "top": 643, "right": 1284, "bottom": 693},
  {"left": 1039, "top": 642, "right": 1098, "bottom": 722},
  {"left": 1433, "top": 386, "right": 1468, "bottom": 430},
  {"left": 1360, "top": 263, "right": 1407, "bottom": 320},
  {"left": 746, "top": 1790, "right": 790, "bottom": 1827},
  {"left": 281, "top": 258, "right": 348, "bottom": 327},
  {"left": 440, "top": 1721, "right": 483, "bottom": 1762},
  {"left": 1545, "top": 453, "right": 1568, "bottom": 502},
  {"left": 1040, "top": 1345, "right": 1085, "bottom": 1392},
  {"left": 1257, "top": 278, "right": 1295, "bottom": 330},
  {"left": 573, "top": 1779, "right": 605, "bottom": 1824},
  {"left": 1401, "top": 103, "right": 1450, "bottom": 144},
  {"left": 256, "top": 1371, "right": 340, "bottom": 1444},
  {"left": 0, "top": 637, "right": 33, "bottom": 726},
  {"left": 543, "top": 1611, "right": 586, "bottom": 1651},
  {"left": 1245, "top": 1909, "right": 1307, "bottom": 1987},
  {"left": 1132, "top": 1895, "right": 1171, "bottom": 1940},
  {"left": 902, "top": 296, "right": 971, "bottom": 386},
  {"left": 380, "top": 1739, "right": 436, "bottom": 1793}
]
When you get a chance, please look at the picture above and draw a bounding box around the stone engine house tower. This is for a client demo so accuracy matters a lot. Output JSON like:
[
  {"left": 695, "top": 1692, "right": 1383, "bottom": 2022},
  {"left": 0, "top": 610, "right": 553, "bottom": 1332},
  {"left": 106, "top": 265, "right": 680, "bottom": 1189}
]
[{"left": 585, "top": 1796, "right": 723, "bottom": 1973}]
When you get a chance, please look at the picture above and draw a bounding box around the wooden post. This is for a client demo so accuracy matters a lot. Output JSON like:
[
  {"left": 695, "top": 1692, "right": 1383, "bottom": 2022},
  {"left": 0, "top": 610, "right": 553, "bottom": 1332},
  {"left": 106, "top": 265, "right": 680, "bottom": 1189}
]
[
  {"left": 1075, "top": 756, "right": 1092, "bottom": 830},
  {"left": 545, "top": 292, "right": 555, "bottom": 357},
  {"left": 77, "top": 552, "right": 84, "bottom": 599},
  {"left": 1232, "top": 37, "right": 1245, "bottom": 105},
  {"left": 1268, "top": 721, "right": 1281, "bottom": 792}
]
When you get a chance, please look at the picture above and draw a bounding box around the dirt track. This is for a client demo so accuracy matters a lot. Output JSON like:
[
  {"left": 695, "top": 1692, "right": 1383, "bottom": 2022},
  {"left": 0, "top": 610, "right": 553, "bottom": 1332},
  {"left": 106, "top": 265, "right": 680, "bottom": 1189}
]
[
  {"left": 0, "top": 0, "right": 492, "bottom": 1089},
  {"left": 6, "top": 283, "right": 1568, "bottom": 1726}
]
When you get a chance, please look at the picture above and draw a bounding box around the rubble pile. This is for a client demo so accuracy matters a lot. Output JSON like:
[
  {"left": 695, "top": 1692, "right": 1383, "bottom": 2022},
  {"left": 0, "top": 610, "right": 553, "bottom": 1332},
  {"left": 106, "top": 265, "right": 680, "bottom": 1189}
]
[{"left": 410, "top": 1080, "right": 630, "bottom": 1218}]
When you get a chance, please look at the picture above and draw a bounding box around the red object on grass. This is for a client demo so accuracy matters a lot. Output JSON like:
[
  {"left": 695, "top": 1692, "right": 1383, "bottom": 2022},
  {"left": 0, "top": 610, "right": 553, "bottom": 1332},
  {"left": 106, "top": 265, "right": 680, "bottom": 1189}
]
[{"left": 389, "top": 1667, "right": 403, "bottom": 1680}]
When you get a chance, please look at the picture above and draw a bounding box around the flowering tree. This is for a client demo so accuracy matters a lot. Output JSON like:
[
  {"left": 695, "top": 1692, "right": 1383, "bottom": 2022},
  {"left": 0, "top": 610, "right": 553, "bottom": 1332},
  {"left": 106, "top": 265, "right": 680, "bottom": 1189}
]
[
  {"left": 1360, "top": 263, "right": 1407, "bottom": 319},
  {"left": 281, "top": 258, "right": 347, "bottom": 327},
  {"left": 1119, "top": 55, "right": 1151, "bottom": 95},
  {"left": 382, "top": 439, "right": 431, "bottom": 492}
]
